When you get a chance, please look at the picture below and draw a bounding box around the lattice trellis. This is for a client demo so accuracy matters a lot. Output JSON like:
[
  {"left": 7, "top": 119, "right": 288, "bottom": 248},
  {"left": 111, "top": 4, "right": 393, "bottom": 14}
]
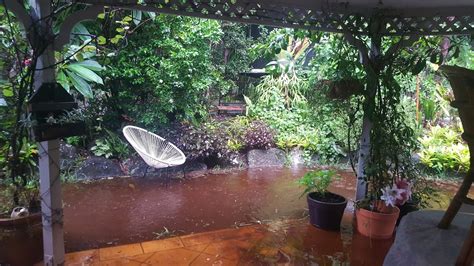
[{"left": 75, "top": 0, "right": 474, "bottom": 36}]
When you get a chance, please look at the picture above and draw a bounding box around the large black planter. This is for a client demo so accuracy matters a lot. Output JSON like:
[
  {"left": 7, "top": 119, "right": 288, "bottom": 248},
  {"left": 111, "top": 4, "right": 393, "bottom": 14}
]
[
  {"left": 307, "top": 192, "right": 347, "bottom": 231},
  {"left": 396, "top": 200, "right": 420, "bottom": 226}
]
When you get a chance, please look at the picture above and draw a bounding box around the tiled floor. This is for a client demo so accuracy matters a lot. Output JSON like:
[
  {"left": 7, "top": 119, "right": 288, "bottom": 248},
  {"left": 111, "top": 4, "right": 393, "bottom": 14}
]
[
  {"left": 55, "top": 217, "right": 393, "bottom": 265},
  {"left": 61, "top": 226, "right": 262, "bottom": 265}
]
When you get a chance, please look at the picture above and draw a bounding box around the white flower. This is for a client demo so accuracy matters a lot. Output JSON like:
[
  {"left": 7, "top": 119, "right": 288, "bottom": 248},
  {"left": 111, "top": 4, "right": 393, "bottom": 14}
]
[{"left": 380, "top": 185, "right": 406, "bottom": 207}]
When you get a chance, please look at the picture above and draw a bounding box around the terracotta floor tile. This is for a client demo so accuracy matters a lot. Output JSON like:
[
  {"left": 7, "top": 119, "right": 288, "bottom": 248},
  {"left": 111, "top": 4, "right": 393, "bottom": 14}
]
[
  {"left": 98, "top": 258, "right": 143, "bottom": 266},
  {"left": 190, "top": 253, "right": 238, "bottom": 266},
  {"left": 180, "top": 230, "right": 227, "bottom": 246},
  {"left": 65, "top": 249, "right": 100, "bottom": 265},
  {"left": 99, "top": 252, "right": 154, "bottom": 266},
  {"left": 141, "top": 248, "right": 201, "bottom": 265},
  {"left": 38, "top": 217, "right": 395, "bottom": 266},
  {"left": 202, "top": 239, "right": 255, "bottom": 261},
  {"left": 180, "top": 226, "right": 263, "bottom": 247},
  {"left": 184, "top": 243, "right": 211, "bottom": 253},
  {"left": 141, "top": 237, "right": 184, "bottom": 253},
  {"left": 99, "top": 243, "right": 143, "bottom": 261}
]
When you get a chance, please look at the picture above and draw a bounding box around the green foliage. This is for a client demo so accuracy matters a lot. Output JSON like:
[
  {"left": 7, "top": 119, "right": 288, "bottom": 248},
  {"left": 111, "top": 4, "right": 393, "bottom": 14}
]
[
  {"left": 297, "top": 170, "right": 338, "bottom": 197},
  {"left": 244, "top": 120, "right": 275, "bottom": 150},
  {"left": 211, "top": 22, "right": 255, "bottom": 98},
  {"left": 173, "top": 121, "right": 235, "bottom": 165},
  {"left": 101, "top": 15, "right": 223, "bottom": 129},
  {"left": 219, "top": 116, "right": 250, "bottom": 152},
  {"left": 248, "top": 29, "right": 365, "bottom": 164},
  {"left": 91, "top": 129, "right": 130, "bottom": 160},
  {"left": 56, "top": 23, "right": 104, "bottom": 98},
  {"left": 254, "top": 74, "right": 307, "bottom": 108},
  {"left": 309, "top": 34, "right": 363, "bottom": 81},
  {"left": 419, "top": 125, "right": 470, "bottom": 173}
]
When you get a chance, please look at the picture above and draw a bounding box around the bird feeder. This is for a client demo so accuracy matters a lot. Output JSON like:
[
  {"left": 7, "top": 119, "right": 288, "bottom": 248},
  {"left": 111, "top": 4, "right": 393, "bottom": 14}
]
[{"left": 28, "top": 82, "right": 86, "bottom": 141}]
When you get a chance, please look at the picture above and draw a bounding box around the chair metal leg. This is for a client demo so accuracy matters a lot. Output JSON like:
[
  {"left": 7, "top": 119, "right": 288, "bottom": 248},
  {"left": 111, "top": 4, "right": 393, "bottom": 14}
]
[{"left": 143, "top": 165, "right": 149, "bottom": 178}]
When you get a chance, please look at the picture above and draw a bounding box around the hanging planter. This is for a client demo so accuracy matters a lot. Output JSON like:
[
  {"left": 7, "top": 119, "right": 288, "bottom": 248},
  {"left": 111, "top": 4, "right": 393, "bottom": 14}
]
[
  {"left": 319, "top": 79, "right": 364, "bottom": 100},
  {"left": 28, "top": 83, "right": 86, "bottom": 142}
]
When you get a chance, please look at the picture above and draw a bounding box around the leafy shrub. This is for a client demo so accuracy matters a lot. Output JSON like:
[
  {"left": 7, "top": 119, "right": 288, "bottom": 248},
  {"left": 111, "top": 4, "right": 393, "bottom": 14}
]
[
  {"left": 244, "top": 121, "right": 275, "bottom": 150},
  {"left": 91, "top": 129, "right": 130, "bottom": 160},
  {"left": 419, "top": 125, "right": 470, "bottom": 173},
  {"left": 247, "top": 86, "right": 348, "bottom": 163},
  {"left": 219, "top": 116, "right": 250, "bottom": 152},
  {"left": 276, "top": 127, "right": 319, "bottom": 152},
  {"left": 101, "top": 15, "right": 223, "bottom": 129},
  {"left": 159, "top": 121, "right": 235, "bottom": 166},
  {"left": 157, "top": 118, "right": 274, "bottom": 166}
]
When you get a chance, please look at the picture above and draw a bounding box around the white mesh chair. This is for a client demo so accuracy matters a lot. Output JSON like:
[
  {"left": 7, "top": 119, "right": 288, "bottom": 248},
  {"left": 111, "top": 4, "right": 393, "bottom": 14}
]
[{"left": 123, "top": 126, "right": 186, "bottom": 175}]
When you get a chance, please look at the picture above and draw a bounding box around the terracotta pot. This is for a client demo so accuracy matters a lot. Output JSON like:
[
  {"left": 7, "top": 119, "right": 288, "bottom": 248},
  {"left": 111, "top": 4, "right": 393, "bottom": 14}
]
[
  {"left": 0, "top": 213, "right": 43, "bottom": 265},
  {"left": 355, "top": 204, "right": 400, "bottom": 239},
  {"left": 307, "top": 192, "right": 347, "bottom": 231}
]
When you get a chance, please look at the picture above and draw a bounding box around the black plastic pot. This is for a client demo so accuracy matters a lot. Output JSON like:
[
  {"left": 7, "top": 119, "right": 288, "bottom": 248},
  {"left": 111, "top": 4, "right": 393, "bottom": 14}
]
[
  {"left": 396, "top": 200, "right": 420, "bottom": 226},
  {"left": 307, "top": 192, "right": 347, "bottom": 231}
]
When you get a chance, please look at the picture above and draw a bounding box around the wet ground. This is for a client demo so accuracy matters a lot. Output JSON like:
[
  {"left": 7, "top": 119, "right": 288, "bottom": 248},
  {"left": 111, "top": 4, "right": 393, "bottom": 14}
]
[
  {"left": 62, "top": 167, "right": 466, "bottom": 254},
  {"left": 56, "top": 216, "right": 395, "bottom": 265},
  {"left": 63, "top": 168, "right": 314, "bottom": 252}
]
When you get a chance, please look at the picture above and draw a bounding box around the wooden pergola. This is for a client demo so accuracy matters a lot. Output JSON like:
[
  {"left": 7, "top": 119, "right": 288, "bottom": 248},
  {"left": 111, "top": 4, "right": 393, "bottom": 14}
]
[{"left": 2, "top": 0, "right": 474, "bottom": 265}]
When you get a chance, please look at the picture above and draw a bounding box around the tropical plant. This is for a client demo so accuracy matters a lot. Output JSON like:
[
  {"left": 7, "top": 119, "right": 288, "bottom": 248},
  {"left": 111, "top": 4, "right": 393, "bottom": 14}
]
[
  {"left": 56, "top": 24, "right": 104, "bottom": 99},
  {"left": 419, "top": 125, "right": 470, "bottom": 173},
  {"left": 0, "top": 4, "right": 104, "bottom": 212},
  {"left": 297, "top": 169, "right": 338, "bottom": 197},
  {"left": 100, "top": 14, "right": 223, "bottom": 130},
  {"left": 91, "top": 129, "right": 130, "bottom": 160}
]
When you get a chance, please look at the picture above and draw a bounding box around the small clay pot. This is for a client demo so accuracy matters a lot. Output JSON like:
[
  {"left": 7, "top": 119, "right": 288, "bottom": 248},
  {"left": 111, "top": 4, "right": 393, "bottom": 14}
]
[
  {"left": 355, "top": 202, "right": 400, "bottom": 239},
  {"left": 0, "top": 213, "right": 43, "bottom": 265},
  {"left": 307, "top": 192, "right": 347, "bottom": 231}
]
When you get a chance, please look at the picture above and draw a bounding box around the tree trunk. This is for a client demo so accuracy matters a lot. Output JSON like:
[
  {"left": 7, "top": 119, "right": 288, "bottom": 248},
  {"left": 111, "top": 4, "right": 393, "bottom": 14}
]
[
  {"left": 355, "top": 114, "right": 373, "bottom": 200},
  {"left": 354, "top": 36, "right": 381, "bottom": 201}
]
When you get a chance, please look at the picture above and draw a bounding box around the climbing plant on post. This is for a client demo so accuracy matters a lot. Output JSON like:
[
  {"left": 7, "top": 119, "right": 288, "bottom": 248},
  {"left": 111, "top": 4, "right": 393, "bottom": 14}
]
[{"left": 344, "top": 18, "right": 422, "bottom": 200}]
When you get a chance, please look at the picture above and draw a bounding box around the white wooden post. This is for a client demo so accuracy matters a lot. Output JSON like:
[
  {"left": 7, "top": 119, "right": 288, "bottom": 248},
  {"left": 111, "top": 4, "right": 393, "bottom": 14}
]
[{"left": 30, "top": 0, "right": 66, "bottom": 265}]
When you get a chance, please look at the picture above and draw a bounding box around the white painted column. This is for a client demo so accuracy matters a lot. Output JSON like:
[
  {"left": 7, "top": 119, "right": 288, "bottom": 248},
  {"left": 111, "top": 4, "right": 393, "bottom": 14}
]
[{"left": 30, "top": 0, "right": 66, "bottom": 265}]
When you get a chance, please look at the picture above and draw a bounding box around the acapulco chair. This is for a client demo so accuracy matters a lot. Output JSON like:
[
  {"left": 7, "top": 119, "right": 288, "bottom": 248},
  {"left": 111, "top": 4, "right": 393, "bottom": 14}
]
[{"left": 123, "top": 126, "right": 186, "bottom": 176}]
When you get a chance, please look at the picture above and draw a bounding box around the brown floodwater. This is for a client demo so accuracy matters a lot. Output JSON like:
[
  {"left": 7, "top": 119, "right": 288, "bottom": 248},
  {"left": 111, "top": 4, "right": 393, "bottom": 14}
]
[
  {"left": 63, "top": 168, "right": 314, "bottom": 252},
  {"left": 62, "top": 167, "right": 467, "bottom": 254}
]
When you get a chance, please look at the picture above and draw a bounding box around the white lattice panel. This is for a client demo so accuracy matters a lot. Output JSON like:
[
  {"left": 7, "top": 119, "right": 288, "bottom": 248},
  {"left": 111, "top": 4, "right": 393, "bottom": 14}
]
[{"left": 76, "top": 0, "right": 474, "bottom": 36}]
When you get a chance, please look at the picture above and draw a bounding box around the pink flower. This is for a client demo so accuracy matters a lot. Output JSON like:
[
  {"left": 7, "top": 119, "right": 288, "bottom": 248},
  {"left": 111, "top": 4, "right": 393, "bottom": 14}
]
[
  {"left": 395, "top": 178, "right": 412, "bottom": 206},
  {"left": 22, "top": 58, "right": 32, "bottom": 66},
  {"left": 380, "top": 185, "right": 405, "bottom": 207}
]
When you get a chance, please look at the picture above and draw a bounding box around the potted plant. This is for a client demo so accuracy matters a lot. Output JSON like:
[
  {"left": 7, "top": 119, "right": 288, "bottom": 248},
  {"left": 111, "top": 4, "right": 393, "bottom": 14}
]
[
  {"left": 0, "top": 147, "right": 43, "bottom": 265},
  {"left": 298, "top": 169, "right": 348, "bottom": 231},
  {"left": 355, "top": 178, "right": 412, "bottom": 239}
]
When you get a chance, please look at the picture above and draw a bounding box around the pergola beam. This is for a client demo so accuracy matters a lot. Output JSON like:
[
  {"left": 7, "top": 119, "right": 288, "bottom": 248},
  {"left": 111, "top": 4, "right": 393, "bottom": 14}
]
[{"left": 74, "top": 0, "right": 474, "bottom": 36}]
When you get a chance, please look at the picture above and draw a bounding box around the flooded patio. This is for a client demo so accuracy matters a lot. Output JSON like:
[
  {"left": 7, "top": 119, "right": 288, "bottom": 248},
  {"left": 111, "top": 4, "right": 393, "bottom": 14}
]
[{"left": 61, "top": 167, "right": 460, "bottom": 258}]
